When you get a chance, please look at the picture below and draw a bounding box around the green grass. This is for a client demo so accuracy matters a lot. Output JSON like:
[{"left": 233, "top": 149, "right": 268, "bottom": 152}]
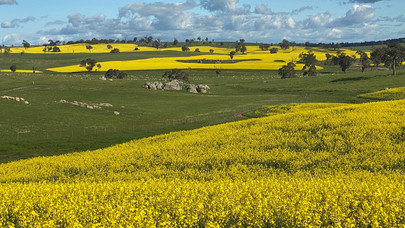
[{"left": 0, "top": 50, "right": 404, "bottom": 163}]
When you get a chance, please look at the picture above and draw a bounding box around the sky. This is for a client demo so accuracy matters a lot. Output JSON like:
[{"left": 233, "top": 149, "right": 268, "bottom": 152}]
[{"left": 0, "top": 0, "right": 404, "bottom": 46}]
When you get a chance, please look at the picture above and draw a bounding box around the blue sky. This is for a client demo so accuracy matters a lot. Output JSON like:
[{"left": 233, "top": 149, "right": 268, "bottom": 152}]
[{"left": 0, "top": 0, "right": 404, "bottom": 45}]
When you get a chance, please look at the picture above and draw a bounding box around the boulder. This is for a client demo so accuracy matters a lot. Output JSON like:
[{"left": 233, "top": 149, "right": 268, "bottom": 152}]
[
  {"left": 164, "top": 80, "right": 182, "bottom": 91},
  {"left": 186, "top": 84, "right": 198, "bottom": 93}
]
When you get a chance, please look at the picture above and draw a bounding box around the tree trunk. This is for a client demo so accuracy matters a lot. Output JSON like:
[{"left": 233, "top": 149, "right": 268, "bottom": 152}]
[{"left": 393, "top": 59, "right": 396, "bottom": 76}]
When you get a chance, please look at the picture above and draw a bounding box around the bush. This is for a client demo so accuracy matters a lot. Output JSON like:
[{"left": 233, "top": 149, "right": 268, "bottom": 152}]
[
  {"left": 110, "top": 48, "right": 120, "bottom": 53},
  {"left": 162, "top": 69, "right": 189, "bottom": 82},
  {"left": 270, "top": 48, "right": 278, "bottom": 54},
  {"left": 52, "top": 46, "right": 61, "bottom": 52},
  {"left": 181, "top": 46, "right": 190, "bottom": 52},
  {"left": 10, "top": 65, "right": 16, "bottom": 72},
  {"left": 278, "top": 62, "right": 297, "bottom": 79},
  {"left": 105, "top": 69, "right": 127, "bottom": 79}
]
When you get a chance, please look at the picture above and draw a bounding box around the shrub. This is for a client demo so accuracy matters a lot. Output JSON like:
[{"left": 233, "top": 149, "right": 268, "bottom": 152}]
[
  {"left": 105, "top": 69, "right": 127, "bottom": 79},
  {"left": 162, "top": 69, "right": 189, "bottom": 82},
  {"left": 10, "top": 65, "right": 16, "bottom": 72},
  {"left": 110, "top": 48, "right": 120, "bottom": 53},
  {"left": 52, "top": 46, "right": 61, "bottom": 52},
  {"left": 278, "top": 62, "right": 297, "bottom": 79},
  {"left": 181, "top": 46, "right": 190, "bottom": 52},
  {"left": 270, "top": 48, "right": 278, "bottom": 54}
]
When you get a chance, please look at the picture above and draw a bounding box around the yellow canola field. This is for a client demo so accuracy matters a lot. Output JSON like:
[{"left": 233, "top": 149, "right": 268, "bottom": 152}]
[
  {"left": 9, "top": 43, "right": 362, "bottom": 72},
  {"left": 0, "top": 70, "right": 42, "bottom": 73},
  {"left": 0, "top": 99, "right": 405, "bottom": 226},
  {"left": 10, "top": 43, "right": 139, "bottom": 54},
  {"left": 358, "top": 86, "right": 405, "bottom": 100},
  {"left": 47, "top": 45, "right": 335, "bottom": 72}
]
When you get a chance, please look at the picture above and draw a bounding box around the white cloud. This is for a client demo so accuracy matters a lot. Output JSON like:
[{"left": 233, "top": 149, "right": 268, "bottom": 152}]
[
  {"left": 0, "top": 0, "right": 16, "bottom": 5},
  {"left": 200, "top": 0, "right": 239, "bottom": 12},
  {"left": 336, "top": 4, "right": 375, "bottom": 25},
  {"left": 328, "top": 28, "right": 343, "bottom": 38},
  {"left": 1, "top": 16, "right": 35, "bottom": 28},
  {"left": 287, "top": 17, "right": 296, "bottom": 28}
]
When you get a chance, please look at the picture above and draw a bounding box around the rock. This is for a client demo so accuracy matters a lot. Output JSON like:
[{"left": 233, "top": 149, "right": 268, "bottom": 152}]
[
  {"left": 164, "top": 80, "right": 182, "bottom": 91},
  {"left": 114, "top": 111, "right": 120, "bottom": 115},
  {"left": 186, "top": 84, "right": 198, "bottom": 93}
]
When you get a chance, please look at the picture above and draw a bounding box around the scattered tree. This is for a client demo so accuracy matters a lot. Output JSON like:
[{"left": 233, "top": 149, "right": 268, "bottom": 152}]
[
  {"left": 215, "top": 69, "right": 221, "bottom": 77},
  {"left": 97, "top": 64, "right": 102, "bottom": 71},
  {"left": 270, "top": 48, "right": 278, "bottom": 54},
  {"left": 22, "top": 40, "right": 30, "bottom": 49},
  {"left": 278, "top": 62, "right": 296, "bottom": 79},
  {"left": 107, "top": 44, "right": 113, "bottom": 49},
  {"left": 381, "top": 43, "right": 405, "bottom": 76},
  {"left": 80, "top": 58, "right": 97, "bottom": 71},
  {"left": 194, "top": 48, "right": 200, "bottom": 52},
  {"left": 10, "top": 65, "right": 17, "bottom": 72},
  {"left": 230, "top": 51, "right": 236, "bottom": 62},
  {"left": 162, "top": 69, "right": 189, "bottom": 82},
  {"left": 209, "top": 49, "right": 214, "bottom": 54},
  {"left": 52, "top": 46, "right": 61, "bottom": 52},
  {"left": 337, "top": 53, "right": 355, "bottom": 73},
  {"left": 32, "top": 66, "right": 37, "bottom": 74},
  {"left": 280, "top": 39, "right": 290, "bottom": 50},
  {"left": 259, "top": 43, "right": 270, "bottom": 51},
  {"left": 105, "top": 69, "right": 127, "bottom": 79},
  {"left": 173, "top": 38, "right": 179, "bottom": 46},
  {"left": 299, "top": 51, "right": 317, "bottom": 76},
  {"left": 181, "top": 45, "right": 190, "bottom": 52},
  {"left": 370, "top": 47, "right": 385, "bottom": 69},
  {"left": 153, "top": 39, "right": 161, "bottom": 49},
  {"left": 240, "top": 45, "right": 247, "bottom": 54},
  {"left": 86, "top": 45, "right": 93, "bottom": 52},
  {"left": 356, "top": 50, "right": 371, "bottom": 72},
  {"left": 110, "top": 48, "right": 120, "bottom": 53}
]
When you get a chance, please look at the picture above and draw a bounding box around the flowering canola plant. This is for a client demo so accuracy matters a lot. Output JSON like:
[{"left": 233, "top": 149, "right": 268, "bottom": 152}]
[
  {"left": 358, "top": 87, "right": 405, "bottom": 100},
  {"left": 0, "top": 99, "right": 405, "bottom": 226},
  {"left": 42, "top": 45, "right": 362, "bottom": 72}
]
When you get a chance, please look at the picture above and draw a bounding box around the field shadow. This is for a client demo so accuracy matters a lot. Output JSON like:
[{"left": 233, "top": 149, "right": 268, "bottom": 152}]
[{"left": 330, "top": 76, "right": 370, "bottom": 83}]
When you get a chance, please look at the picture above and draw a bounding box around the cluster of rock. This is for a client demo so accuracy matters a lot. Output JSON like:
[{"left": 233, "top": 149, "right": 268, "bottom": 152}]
[
  {"left": 185, "top": 84, "right": 210, "bottom": 94},
  {"left": 143, "top": 80, "right": 182, "bottom": 91},
  {"left": 59, "top": 100, "right": 118, "bottom": 114},
  {"left": 1, "top": 95, "right": 29, "bottom": 105}
]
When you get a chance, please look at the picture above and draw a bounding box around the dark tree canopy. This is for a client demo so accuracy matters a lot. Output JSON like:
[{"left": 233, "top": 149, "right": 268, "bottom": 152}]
[
  {"left": 105, "top": 69, "right": 127, "bottom": 79},
  {"left": 80, "top": 58, "right": 97, "bottom": 72},
  {"left": 280, "top": 39, "right": 290, "bottom": 50},
  {"left": 299, "top": 51, "right": 317, "bottom": 76},
  {"left": 278, "top": 62, "right": 296, "bottom": 79},
  {"left": 337, "top": 53, "right": 355, "bottom": 73},
  {"left": 162, "top": 69, "right": 189, "bottom": 82}
]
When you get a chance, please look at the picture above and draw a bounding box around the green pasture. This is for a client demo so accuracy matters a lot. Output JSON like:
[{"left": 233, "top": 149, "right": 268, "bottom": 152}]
[{"left": 0, "top": 50, "right": 404, "bottom": 163}]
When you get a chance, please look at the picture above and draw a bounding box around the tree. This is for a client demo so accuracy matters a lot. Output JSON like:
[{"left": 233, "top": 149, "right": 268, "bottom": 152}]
[
  {"left": 86, "top": 45, "right": 93, "bottom": 52},
  {"left": 370, "top": 47, "right": 385, "bottom": 69},
  {"left": 10, "top": 65, "right": 17, "bottom": 72},
  {"left": 181, "top": 45, "right": 190, "bottom": 52},
  {"left": 162, "top": 69, "right": 189, "bottom": 82},
  {"left": 299, "top": 51, "right": 317, "bottom": 76},
  {"left": 80, "top": 58, "right": 97, "bottom": 71},
  {"left": 270, "top": 48, "right": 278, "bottom": 54},
  {"left": 280, "top": 39, "right": 290, "bottom": 50},
  {"left": 107, "top": 44, "right": 113, "bottom": 49},
  {"left": 194, "top": 48, "right": 200, "bottom": 52},
  {"left": 259, "top": 43, "right": 270, "bottom": 51},
  {"left": 3, "top": 47, "right": 10, "bottom": 55},
  {"left": 230, "top": 51, "right": 236, "bottom": 62},
  {"left": 382, "top": 43, "right": 405, "bottom": 76},
  {"left": 153, "top": 39, "right": 161, "bottom": 49},
  {"left": 52, "top": 46, "right": 61, "bottom": 52},
  {"left": 173, "top": 38, "right": 179, "bottom": 46},
  {"left": 209, "top": 49, "right": 214, "bottom": 54},
  {"left": 240, "top": 45, "right": 247, "bottom": 54},
  {"left": 105, "top": 69, "right": 127, "bottom": 79},
  {"left": 110, "top": 48, "right": 120, "bottom": 53},
  {"left": 356, "top": 50, "right": 371, "bottom": 72},
  {"left": 278, "top": 62, "right": 296, "bottom": 79},
  {"left": 337, "top": 53, "right": 355, "bottom": 73},
  {"left": 22, "top": 40, "right": 30, "bottom": 49}
]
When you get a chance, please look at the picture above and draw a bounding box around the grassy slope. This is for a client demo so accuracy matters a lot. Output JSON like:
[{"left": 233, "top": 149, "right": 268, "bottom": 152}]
[{"left": 0, "top": 67, "right": 404, "bottom": 163}]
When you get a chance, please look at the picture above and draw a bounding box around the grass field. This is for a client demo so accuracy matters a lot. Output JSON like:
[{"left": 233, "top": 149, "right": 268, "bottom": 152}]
[{"left": 1, "top": 65, "right": 403, "bottom": 163}]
